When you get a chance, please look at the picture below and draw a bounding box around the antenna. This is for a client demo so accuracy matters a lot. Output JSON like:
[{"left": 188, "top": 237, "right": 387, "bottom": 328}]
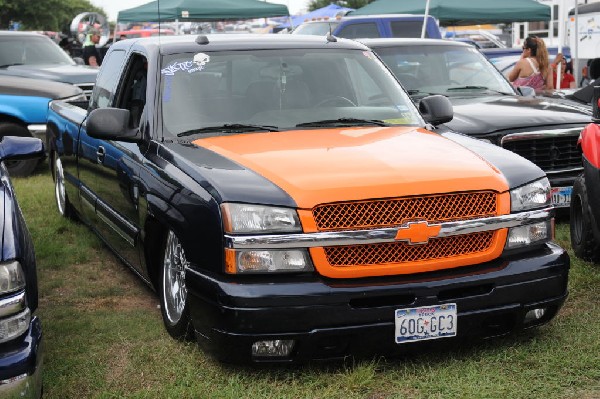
[{"left": 326, "top": 23, "right": 337, "bottom": 43}]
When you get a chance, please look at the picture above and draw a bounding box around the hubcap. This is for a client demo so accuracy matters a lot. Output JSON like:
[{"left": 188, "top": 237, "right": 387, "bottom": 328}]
[
  {"left": 54, "top": 156, "right": 66, "bottom": 215},
  {"left": 162, "top": 231, "right": 189, "bottom": 325}
]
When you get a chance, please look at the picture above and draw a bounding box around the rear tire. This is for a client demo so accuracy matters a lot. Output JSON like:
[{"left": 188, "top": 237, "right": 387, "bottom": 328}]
[
  {"left": 159, "top": 230, "right": 194, "bottom": 340},
  {"left": 0, "top": 122, "right": 39, "bottom": 177},
  {"left": 570, "top": 174, "right": 600, "bottom": 263}
]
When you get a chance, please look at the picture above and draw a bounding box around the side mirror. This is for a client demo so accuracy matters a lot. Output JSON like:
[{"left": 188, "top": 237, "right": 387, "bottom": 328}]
[
  {"left": 593, "top": 86, "right": 600, "bottom": 123},
  {"left": 87, "top": 108, "right": 141, "bottom": 142},
  {"left": 0, "top": 136, "right": 44, "bottom": 161},
  {"left": 419, "top": 95, "right": 453, "bottom": 125},
  {"left": 516, "top": 86, "right": 536, "bottom": 97}
]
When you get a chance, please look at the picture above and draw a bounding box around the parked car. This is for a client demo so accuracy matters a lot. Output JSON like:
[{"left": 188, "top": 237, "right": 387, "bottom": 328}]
[
  {"left": 0, "top": 136, "right": 45, "bottom": 398},
  {"left": 47, "top": 34, "right": 568, "bottom": 364},
  {"left": 116, "top": 29, "right": 175, "bottom": 39},
  {"left": 570, "top": 87, "right": 600, "bottom": 261},
  {"left": 291, "top": 14, "right": 442, "bottom": 39},
  {"left": 363, "top": 38, "right": 592, "bottom": 209},
  {"left": 0, "top": 76, "right": 86, "bottom": 176},
  {"left": 0, "top": 31, "right": 98, "bottom": 99}
]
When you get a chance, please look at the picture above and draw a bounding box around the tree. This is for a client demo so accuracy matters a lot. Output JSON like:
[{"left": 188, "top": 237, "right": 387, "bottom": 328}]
[
  {"left": 307, "top": 0, "right": 376, "bottom": 12},
  {"left": 0, "top": 0, "right": 106, "bottom": 32}
]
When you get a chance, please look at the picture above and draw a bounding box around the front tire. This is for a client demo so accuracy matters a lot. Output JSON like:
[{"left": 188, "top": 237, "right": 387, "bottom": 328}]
[
  {"left": 53, "top": 152, "right": 76, "bottom": 220},
  {"left": 159, "top": 230, "right": 194, "bottom": 340},
  {"left": 570, "top": 174, "right": 600, "bottom": 262}
]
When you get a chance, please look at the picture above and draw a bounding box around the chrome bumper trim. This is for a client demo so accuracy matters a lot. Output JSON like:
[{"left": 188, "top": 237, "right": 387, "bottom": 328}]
[
  {"left": 0, "top": 291, "right": 26, "bottom": 318},
  {"left": 27, "top": 124, "right": 47, "bottom": 141},
  {"left": 225, "top": 207, "right": 553, "bottom": 250}
]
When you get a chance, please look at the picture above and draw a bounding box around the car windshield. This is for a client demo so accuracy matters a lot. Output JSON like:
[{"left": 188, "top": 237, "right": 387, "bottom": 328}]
[
  {"left": 292, "top": 22, "right": 340, "bottom": 36},
  {"left": 373, "top": 45, "right": 515, "bottom": 96},
  {"left": 160, "top": 48, "right": 423, "bottom": 136},
  {"left": 0, "top": 35, "right": 75, "bottom": 67}
]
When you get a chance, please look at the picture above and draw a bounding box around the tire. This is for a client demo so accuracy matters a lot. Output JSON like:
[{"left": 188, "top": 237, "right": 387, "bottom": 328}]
[
  {"left": 53, "top": 152, "right": 76, "bottom": 220},
  {"left": 159, "top": 230, "right": 194, "bottom": 340},
  {"left": 570, "top": 174, "right": 600, "bottom": 263},
  {"left": 0, "top": 122, "right": 39, "bottom": 177}
]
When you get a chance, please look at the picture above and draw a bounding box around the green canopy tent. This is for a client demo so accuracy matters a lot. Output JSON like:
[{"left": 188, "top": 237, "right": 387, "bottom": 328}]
[
  {"left": 117, "top": 0, "right": 289, "bottom": 23},
  {"left": 350, "top": 0, "right": 550, "bottom": 25}
]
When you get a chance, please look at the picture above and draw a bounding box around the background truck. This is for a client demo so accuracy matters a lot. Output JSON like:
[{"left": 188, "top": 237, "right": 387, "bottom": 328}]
[{"left": 291, "top": 14, "right": 442, "bottom": 39}]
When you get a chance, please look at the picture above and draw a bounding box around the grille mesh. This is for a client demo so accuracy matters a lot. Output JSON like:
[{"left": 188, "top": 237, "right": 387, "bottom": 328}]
[
  {"left": 312, "top": 192, "right": 496, "bottom": 231},
  {"left": 502, "top": 135, "right": 580, "bottom": 172},
  {"left": 324, "top": 232, "right": 495, "bottom": 266}
]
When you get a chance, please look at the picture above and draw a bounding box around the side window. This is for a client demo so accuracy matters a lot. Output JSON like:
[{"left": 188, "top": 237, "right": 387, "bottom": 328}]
[
  {"left": 336, "top": 23, "right": 380, "bottom": 39},
  {"left": 116, "top": 53, "right": 148, "bottom": 129},
  {"left": 390, "top": 21, "right": 428, "bottom": 38},
  {"left": 90, "top": 50, "right": 126, "bottom": 110}
]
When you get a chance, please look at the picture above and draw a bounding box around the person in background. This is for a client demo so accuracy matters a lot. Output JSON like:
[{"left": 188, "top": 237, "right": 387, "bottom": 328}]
[
  {"left": 552, "top": 53, "right": 576, "bottom": 89},
  {"left": 580, "top": 59, "right": 594, "bottom": 87},
  {"left": 508, "top": 36, "right": 553, "bottom": 90},
  {"left": 82, "top": 28, "right": 102, "bottom": 67}
]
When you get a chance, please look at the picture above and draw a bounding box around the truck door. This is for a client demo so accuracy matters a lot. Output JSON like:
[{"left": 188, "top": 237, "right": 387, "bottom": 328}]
[{"left": 78, "top": 52, "right": 148, "bottom": 276}]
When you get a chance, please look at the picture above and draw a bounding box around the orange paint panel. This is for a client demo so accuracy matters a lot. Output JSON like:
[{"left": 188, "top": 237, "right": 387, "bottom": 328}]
[{"left": 193, "top": 127, "right": 509, "bottom": 209}]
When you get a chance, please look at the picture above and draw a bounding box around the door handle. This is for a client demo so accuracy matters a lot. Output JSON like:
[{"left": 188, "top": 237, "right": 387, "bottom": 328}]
[{"left": 96, "top": 146, "right": 106, "bottom": 164}]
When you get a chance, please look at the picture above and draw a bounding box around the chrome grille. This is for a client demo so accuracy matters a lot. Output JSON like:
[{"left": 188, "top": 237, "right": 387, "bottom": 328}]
[{"left": 501, "top": 129, "right": 582, "bottom": 174}]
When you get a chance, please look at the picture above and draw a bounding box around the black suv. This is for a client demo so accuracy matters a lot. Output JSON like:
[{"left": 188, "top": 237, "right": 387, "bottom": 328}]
[{"left": 363, "top": 38, "right": 592, "bottom": 210}]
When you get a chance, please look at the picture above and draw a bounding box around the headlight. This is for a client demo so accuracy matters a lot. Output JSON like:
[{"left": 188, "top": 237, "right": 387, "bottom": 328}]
[
  {"left": 222, "top": 203, "right": 302, "bottom": 234},
  {"left": 510, "top": 178, "right": 551, "bottom": 212},
  {"left": 0, "top": 261, "right": 25, "bottom": 295},
  {"left": 225, "top": 249, "right": 314, "bottom": 274}
]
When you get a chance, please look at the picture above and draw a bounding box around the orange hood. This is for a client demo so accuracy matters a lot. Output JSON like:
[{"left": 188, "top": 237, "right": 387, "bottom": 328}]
[{"left": 192, "top": 127, "right": 508, "bottom": 208}]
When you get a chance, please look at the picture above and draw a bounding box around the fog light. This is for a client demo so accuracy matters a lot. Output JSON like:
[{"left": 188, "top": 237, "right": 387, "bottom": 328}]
[
  {"left": 0, "top": 308, "right": 30, "bottom": 344},
  {"left": 506, "top": 221, "right": 551, "bottom": 249},
  {"left": 524, "top": 308, "right": 546, "bottom": 323},
  {"left": 252, "top": 339, "right": 295, "bottom": 357}
]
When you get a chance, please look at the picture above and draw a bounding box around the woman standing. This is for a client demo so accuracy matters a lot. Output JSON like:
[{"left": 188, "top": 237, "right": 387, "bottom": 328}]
[{"left": 508, "top": 36, "right": 554, "bottom": 90}]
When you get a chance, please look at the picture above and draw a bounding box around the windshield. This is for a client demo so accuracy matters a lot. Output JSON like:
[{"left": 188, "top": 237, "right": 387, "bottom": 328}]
[
  {"left": 292, "top": 22, "right": 341, "bottom": 36},
  {"left": 0, "top": 35, "right": 75, "bottom": 66},
  {"left": 374, "top": 45, "right": 515, "bottom": 96},
  {"left": 160, "top": 48, "right": 422, "bottom": 137}
]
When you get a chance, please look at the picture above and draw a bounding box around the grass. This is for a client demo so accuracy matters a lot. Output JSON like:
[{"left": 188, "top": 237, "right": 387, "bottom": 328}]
[{"left": 12, "top": 162, "right": 600, "bottom": 399}]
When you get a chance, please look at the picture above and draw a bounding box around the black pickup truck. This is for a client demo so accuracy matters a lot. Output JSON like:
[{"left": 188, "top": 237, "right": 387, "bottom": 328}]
[{"left": 46, "top": 34, "right": 568, "bottom": 363}]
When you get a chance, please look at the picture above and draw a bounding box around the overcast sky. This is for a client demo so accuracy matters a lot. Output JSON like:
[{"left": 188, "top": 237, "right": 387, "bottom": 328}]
[{"left": 90, "top": 0, "right": 311, "bottom": 22}]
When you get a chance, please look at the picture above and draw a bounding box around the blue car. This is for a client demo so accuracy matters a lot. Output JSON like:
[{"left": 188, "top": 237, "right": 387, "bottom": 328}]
[
  {"left": 0, "top": 75, "right": 85, "bottom": 176},
  {"left": 0, "top": 136, "right": 44, "bottom": 398}
]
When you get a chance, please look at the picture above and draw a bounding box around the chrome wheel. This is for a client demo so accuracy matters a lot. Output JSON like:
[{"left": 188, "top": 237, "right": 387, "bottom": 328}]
[
  {"left": 54, "top": 155, "right": 67, "bottom": 216},
  {"left": 162, "top": 230, "right": 189, "bottom": 325}
]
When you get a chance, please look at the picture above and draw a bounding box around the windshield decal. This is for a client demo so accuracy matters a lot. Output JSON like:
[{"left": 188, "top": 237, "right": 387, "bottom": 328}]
[{"left": 161, "top": 53, "right": 210, "bottom": 76}]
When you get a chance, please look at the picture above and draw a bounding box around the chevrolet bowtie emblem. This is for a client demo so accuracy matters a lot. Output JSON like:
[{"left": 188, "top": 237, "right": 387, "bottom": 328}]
[{"left": 395, "top": 221, "right": 441, "bottom": 245}]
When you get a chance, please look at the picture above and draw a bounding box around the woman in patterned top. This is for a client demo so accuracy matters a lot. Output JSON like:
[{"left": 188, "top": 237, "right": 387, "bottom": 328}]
[{"left": 508, "top": 36, "right": 554, "bottom": 91}]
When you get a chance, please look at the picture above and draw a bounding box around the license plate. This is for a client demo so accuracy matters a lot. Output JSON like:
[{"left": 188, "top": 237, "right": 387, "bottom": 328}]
[
  {"left": 395, "top": 304, "right": 457, "bottom": 343},
  {"left": 551, "top": 186, "right": 572, "bottom": 208}
]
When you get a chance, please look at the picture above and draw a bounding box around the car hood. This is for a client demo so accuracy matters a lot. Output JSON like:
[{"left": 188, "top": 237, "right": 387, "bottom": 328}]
[
  {"left": 444, "top": 95, "right": 592, "bottom": 136},
  {"left": 191, "top": 126, "right": 509, "bottom": 209},
  {"left": 0, "top": 64, "right": 98, "bottom": 84}
]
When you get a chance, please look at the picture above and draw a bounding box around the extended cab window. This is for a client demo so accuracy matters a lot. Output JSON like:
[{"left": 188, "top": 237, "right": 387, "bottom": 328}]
[
  {"left": 336, "top": 23, "right": 380, "bottom": 39},
  {"left": 90, "top": 50, "right": 126, "bottom": 109},
  {"left": 390, "top": 21, "right": 429, "bottom": 38},
  {"left": 160, "top": 48, "right": 422, "bottom": 136}
]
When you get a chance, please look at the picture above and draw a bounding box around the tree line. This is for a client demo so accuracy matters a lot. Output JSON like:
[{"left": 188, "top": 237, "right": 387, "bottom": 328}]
[{"left": 0, "top": 0, "right": 106, "bottom": 32}]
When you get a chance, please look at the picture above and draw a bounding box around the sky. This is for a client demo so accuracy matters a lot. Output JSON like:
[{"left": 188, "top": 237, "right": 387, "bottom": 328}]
[{"left": 90, "top": 0, "right": 311, "bottom": 22}]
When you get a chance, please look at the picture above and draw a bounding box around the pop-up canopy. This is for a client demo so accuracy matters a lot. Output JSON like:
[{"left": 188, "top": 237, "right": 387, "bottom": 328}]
[
  {"left": 350, "top": 0, "right": 550, "bottom": 25},
  {"left": 117, "top": 0, "right": 289, "bottom": 22}
]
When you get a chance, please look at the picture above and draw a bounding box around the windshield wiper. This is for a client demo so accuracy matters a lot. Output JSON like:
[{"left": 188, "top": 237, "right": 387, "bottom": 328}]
[
  {"left": 0, "top": 63, "right": 24, "bottom": 68},
  {"left": 447, "top": 86, "right": 512, "bottom": 95},
  {"left": 296, "top": 118, "right": 388, "bottom": 128},
  {"left": 177, "top": 124, "right": 279, "bottom": 137}
]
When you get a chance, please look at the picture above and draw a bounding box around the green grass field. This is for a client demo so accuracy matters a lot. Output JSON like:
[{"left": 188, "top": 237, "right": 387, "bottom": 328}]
[{"left": 13, "top": 164, "right": 600, "bottom": 399}]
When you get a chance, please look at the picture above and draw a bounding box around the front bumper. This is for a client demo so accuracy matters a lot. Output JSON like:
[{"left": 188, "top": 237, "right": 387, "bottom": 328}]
[
  {"left": 0, "top": 316, "right": 43, "bottom": 399},
  {"left": 186, "top": 242, "right": 569, "bottom": 363},
  {"left": 27, "top": 125, "right": 47, "bottom": 143}
]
